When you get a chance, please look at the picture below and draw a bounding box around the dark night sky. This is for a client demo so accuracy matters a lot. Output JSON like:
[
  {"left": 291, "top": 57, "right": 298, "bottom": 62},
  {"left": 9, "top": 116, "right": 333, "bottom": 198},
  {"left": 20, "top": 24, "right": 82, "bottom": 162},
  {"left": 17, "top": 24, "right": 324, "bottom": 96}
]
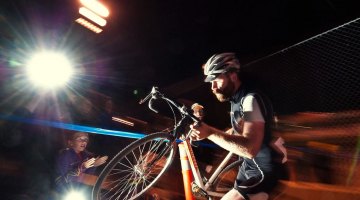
[{"left": 79, "top": 0, "right": 359, "bottom": 103}]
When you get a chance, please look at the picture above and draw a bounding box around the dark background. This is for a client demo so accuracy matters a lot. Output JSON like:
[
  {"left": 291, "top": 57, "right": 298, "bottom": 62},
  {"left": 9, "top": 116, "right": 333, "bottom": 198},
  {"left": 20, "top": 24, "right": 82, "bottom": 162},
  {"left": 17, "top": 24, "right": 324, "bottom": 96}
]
[
  {"left": 0, "top": 1, "right": 359, "bottom": 199},
  {"left": 1, "top": 0, "right": 359, "bottom": 126},
  {"left": 1, "top": 1, "right": 358, "bottom": 95}
]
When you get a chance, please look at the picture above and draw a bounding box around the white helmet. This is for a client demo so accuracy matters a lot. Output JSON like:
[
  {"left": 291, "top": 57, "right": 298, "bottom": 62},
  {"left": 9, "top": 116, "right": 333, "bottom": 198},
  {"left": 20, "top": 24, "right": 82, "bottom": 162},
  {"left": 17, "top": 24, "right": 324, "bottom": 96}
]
[{"left": 203, "top": 52, "right": 240, "bottom": 82}]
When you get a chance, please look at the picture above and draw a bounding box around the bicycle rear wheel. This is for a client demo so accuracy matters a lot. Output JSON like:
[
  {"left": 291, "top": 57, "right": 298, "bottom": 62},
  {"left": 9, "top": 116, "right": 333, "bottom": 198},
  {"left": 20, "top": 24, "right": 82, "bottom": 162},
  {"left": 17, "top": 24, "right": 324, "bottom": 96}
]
[
  {"left": 92, "top": 132, "right": 177, "bottom": 200},
  {"left": 212, "top": 160, "right": 242, "bottom": 194}
]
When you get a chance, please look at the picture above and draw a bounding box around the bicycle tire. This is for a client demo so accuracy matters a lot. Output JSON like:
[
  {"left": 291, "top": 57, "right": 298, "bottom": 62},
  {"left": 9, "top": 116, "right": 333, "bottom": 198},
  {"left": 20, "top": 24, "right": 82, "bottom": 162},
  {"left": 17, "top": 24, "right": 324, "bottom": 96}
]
[
  {"left": 92, "top": 132, "right": 177, "bottom": 200},
  {"left": 212, "top": 160, "right": 242, "bottom": 194}
]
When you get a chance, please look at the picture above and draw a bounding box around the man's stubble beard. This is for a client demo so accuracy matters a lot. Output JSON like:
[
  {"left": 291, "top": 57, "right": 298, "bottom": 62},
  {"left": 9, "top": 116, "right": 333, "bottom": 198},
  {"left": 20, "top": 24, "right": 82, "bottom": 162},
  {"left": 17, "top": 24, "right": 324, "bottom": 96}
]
[{"left": 212, "top": 81, "right": 235, "bottom": 102}]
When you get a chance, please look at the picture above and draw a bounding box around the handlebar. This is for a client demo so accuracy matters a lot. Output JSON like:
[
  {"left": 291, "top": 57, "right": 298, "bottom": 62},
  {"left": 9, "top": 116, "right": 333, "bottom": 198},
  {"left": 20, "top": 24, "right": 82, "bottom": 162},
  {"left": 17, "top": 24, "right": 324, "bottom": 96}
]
[{"left": 139, "top": 86, "right": 200, "bottom": 123}]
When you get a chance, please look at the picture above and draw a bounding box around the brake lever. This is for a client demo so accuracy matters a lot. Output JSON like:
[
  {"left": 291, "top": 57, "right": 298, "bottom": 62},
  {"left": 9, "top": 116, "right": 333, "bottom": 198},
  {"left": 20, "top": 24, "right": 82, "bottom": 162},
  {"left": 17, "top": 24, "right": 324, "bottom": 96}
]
[
  {"left": 139, "top": 86, "right": 158, "bottom": 104},
  {"left": 139, "top": 92, "right": 152, "bottom": 105},
  {"left": 148, "top": 97, "right": 158, "bottom": 113},
  {"left": 179, "top": 105, "right": 200, "bottom": 124}
]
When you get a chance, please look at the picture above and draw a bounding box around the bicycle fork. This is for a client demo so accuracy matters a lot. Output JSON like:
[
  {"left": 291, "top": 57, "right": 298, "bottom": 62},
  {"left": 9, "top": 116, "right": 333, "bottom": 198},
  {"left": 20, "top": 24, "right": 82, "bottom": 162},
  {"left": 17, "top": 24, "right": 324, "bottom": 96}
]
[
  {"left": 180, "top": 139, "right": 209, "bottom": 199},
  {"left": 181, "top": 139, "right": 235, "bottom": 199}
]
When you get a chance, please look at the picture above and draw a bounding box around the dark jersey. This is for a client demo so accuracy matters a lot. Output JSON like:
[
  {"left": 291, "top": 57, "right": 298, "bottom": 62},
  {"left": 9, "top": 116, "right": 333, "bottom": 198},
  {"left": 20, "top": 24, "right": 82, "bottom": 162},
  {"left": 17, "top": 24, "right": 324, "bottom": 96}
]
[{"left": 230, "top": 86, "right": 285, "bottom": 196}]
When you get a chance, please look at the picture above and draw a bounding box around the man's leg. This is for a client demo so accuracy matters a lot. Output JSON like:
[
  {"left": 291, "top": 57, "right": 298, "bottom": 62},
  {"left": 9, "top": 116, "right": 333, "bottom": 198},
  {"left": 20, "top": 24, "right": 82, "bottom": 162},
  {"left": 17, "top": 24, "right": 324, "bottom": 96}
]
[
  {"left": 221, "top": 188, "right": 246, "bottom": 200},
  {"left": 221, "top": 189, "right": 269, "bottom": 200},
  {"left": 248, "top": 192, "right": 269, "bottom": 200}
]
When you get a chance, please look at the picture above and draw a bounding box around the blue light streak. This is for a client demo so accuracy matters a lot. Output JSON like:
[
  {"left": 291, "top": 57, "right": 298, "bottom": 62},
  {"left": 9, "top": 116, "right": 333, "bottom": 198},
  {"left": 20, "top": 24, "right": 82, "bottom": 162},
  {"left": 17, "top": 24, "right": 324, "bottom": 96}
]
[
  {"left": 0, "top": 113, "right": 218, "bottom": 148},
  {"left": 0, "top": 114, "right": 146, "bottom": 139}
]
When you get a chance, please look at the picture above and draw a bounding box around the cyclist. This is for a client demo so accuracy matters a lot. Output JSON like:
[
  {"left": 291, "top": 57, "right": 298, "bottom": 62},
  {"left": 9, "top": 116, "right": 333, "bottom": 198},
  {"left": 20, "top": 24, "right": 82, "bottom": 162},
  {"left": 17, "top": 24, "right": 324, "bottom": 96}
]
[{"left": 190, "top": 52, "right": 287, "bottom": 200}]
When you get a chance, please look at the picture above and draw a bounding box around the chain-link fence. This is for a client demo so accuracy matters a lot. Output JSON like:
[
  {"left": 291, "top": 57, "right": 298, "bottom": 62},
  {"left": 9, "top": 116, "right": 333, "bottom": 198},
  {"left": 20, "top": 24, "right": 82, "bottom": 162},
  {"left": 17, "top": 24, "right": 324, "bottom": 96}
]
[{"left": 244, "top": 18, "right": 360, "bottom": 187}]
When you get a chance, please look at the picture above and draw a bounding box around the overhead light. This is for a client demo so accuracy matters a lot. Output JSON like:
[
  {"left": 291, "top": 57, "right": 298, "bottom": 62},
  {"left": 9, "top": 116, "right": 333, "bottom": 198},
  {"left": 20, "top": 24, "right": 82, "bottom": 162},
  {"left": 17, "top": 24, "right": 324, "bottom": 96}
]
[
  {"left": 80, "top": 0, "right": 109, "bottom": 17},
  {"left": 75, "top": 18, "right": 103, "bottom": 33},
  {"left": 75, "top": 0, "right": 109, "bottom": 33},
  {"left": 79, "top": 7, "right": 107, "bottom": 27},
  {"left": 112, "top": 117, "right": 135, "bottom": 127},
  {"left": 26, "top": 51, "right": 74, "bottom": 89}
]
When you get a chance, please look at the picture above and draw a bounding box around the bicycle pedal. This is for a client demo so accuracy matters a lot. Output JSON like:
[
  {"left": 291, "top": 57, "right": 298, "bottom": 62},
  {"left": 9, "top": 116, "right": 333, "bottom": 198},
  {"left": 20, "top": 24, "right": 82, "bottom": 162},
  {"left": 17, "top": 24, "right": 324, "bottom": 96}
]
[{"left": 191, "top": 182, "right": 208, "bottom": 198}]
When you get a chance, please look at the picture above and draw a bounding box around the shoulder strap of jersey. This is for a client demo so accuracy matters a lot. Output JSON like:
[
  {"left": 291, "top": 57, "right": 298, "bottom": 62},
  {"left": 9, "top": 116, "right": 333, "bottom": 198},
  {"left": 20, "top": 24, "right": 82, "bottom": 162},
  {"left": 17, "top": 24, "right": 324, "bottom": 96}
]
[{"left": 241, "top": 91, "right": 274, "bottom": 124}]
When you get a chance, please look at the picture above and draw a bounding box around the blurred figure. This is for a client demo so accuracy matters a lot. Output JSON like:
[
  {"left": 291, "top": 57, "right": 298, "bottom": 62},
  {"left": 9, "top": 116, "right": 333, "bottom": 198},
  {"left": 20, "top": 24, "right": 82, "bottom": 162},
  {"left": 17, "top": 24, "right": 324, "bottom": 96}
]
[
  {"left": 70, "top": 97, "right": 99, "bottom": 126},
  {"left": 54, "top": 132, "right": 108, "bottom": 196},
  {"left": 98, "top": 98, "right": 115, "bottom": 129}
]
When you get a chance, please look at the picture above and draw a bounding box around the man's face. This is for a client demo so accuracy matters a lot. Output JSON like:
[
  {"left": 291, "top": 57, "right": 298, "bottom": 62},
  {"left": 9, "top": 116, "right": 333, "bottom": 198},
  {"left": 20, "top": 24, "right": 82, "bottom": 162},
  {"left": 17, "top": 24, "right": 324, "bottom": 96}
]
[{"left": 210, "top": 73, "right": 235, "bottom": 102}]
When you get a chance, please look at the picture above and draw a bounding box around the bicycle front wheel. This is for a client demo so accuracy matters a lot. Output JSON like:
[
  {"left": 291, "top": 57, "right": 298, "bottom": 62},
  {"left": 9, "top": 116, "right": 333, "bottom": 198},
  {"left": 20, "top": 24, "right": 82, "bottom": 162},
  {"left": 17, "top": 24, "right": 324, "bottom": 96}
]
[{"left": 92, "top": 132, "right": 177, "bottom": 200}]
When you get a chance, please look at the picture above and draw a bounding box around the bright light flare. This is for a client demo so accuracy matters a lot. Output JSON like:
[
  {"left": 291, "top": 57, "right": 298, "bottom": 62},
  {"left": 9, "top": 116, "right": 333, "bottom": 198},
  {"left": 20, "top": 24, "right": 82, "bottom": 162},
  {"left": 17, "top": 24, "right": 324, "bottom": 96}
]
[
  {"left": 26, "top": 52, "right": 74, "bottom": 89},
  {"left": 79, "top": 7, "right": 107, "bottom": 27},
  {"left": 80, "top": 0, "right": 109, "bottom": 17},
  {"left": 75, "top": 18, "right": 103, "bottom": 33},
  {"left": 64, "top": 190, "right": 86, "bottom": 200}
]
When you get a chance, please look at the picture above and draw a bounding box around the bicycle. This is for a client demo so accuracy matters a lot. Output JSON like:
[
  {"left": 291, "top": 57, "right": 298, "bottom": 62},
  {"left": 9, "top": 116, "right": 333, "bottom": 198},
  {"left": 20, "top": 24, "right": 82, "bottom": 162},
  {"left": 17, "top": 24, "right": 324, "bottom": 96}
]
[{"left": 92, "top": 86, "right": 242, "bottom": 200}]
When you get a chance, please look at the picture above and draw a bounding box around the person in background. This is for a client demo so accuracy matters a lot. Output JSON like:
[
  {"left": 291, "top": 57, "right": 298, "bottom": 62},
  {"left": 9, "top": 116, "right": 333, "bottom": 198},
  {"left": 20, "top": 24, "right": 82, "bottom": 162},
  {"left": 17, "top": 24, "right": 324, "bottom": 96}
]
[
  {"left": 54, "top": 131, "right": 108, "bottom": 194},
  {"left": 191, "top": 103, "right": 205, "bottom": 121},
  {"left": 190, "top": 52, "right": 287, "bottom": 200}
]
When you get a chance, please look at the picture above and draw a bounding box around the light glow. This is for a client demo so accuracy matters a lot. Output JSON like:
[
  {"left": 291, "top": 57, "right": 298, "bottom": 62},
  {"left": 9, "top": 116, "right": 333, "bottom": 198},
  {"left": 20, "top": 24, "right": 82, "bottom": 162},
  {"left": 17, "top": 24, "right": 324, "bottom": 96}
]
[
  {"left": 64, "top": 190, "right": 86, "bottom": 200},
  {"left": 112, "top": 116, "right": 135, "bottom": 126},
  {"left": 26, "top": 52, "right": 73, "bottom": 89},
  {"left": 75, "top": 18, "right": 103, "bottom": 33},
  {"left": 79, "top": 7, "right": 107, "bottom": 27},
  {"left": 80, "top": 0, "right": 109, "bottom": 17}
]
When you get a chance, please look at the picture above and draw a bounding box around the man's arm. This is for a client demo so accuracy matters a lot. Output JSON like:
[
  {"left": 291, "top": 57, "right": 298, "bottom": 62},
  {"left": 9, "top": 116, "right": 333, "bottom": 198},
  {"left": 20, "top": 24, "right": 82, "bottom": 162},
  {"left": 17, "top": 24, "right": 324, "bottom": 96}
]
[
  {"left": 190, "top": 95, "right": 266, "bottom": 159},
  {"left": 191, "top": 121, "right": 264, "bottom": 159}
]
